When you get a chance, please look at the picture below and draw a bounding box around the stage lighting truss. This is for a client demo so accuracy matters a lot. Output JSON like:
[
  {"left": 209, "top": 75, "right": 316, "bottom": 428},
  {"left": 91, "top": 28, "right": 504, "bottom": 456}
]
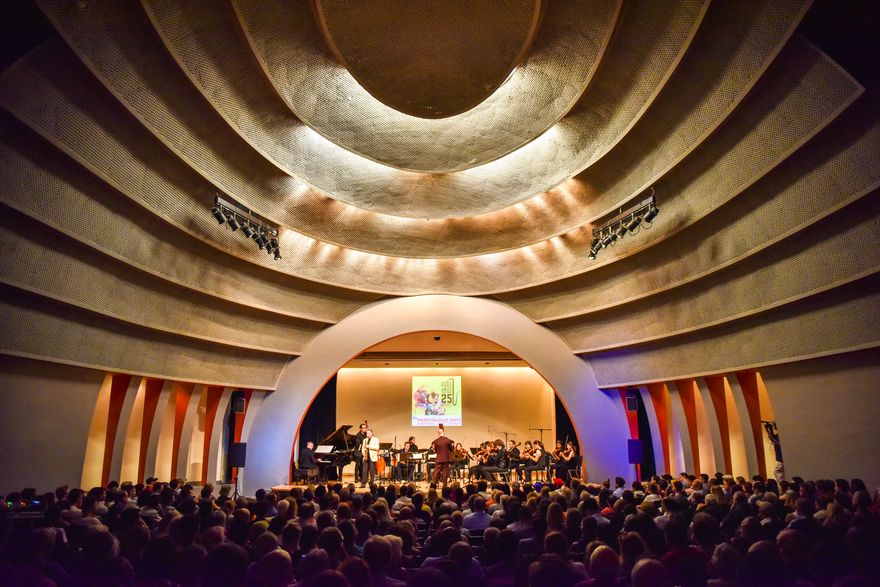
[
  {"left": 211, "top": 194, "right": 282, "bottom": 260},
  {"left": 588, "top": 188, "right": 659, "bottom": 260}
]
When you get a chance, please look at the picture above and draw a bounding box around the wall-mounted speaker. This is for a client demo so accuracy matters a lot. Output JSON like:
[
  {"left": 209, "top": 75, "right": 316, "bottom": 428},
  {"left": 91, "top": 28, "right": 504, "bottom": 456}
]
[
  {"left": 229, "top": 442, "right": 247, "bottom": 468},
  {"left": 627, "top": 439, "right": 643, "bottom": 464},
  {"left": 231, "top": 395, "right": 246, "bottom": 413}
]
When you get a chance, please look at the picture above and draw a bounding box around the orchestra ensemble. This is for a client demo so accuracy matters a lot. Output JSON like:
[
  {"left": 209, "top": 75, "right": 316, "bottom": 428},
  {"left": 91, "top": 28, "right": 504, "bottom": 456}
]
[{"left": 297, "top": 421, "right": 579, "bottom": 487}]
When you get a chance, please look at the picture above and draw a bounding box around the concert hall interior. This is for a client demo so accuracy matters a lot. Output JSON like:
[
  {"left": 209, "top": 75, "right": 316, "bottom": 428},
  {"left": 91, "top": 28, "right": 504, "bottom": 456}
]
[{"left": 1, "top": 0, "right": 880, "bottom": 500}]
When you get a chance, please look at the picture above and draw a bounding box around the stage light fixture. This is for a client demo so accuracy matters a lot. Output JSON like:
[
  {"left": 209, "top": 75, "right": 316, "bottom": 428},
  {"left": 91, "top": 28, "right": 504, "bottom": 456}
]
[
  {"left": 226, "top": 213, "right": 240, "bottom": 231},
  {"left": 589, "top": 187, "right": 658, "bottom": 261},
  {"left": 210, "top": 194, "right": 281, "bottom": 260},
  {"left": 625, "top": 214, "right": 642, "bottom": 233}
]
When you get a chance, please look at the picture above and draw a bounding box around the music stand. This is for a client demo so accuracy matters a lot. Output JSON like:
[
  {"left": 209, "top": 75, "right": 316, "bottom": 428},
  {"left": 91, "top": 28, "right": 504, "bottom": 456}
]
[
  {"left": 409, "top": 451, "right": 425, "bottom": 480},
  {"left": 399, "top": 452, "right": 414, "bottom": 482},
  {"left": 378, "top": 443, "right": 393, "bottom": 481}
]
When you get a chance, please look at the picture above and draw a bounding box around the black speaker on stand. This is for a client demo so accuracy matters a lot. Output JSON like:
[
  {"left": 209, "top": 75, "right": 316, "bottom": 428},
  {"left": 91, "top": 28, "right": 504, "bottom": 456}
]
[
  {"left": 229, "top": 442, "right": 247, "bottom": 498},
  {"left": 628, "top": 438, "right": 643, "bottom": 482}
]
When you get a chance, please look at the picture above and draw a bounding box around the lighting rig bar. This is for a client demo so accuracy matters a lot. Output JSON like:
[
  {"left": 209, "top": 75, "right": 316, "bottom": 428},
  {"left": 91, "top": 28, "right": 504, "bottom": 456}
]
[
  {"left": 211, "top": 195, "right": 282, "bottom": 260},
  {"left": 589, "top": 188, "right": 659, "bottom": 260}
]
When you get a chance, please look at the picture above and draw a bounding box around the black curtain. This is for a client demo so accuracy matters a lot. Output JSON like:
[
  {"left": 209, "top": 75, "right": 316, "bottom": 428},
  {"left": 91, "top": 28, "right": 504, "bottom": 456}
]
[
  {"left": 554, "top": 395, "right": 577, "bottom": 449},
  {"left": 299, "top": 375, "right": 338, "bottom": 450},
  {"left": 295, "top": 375, "right": 338, "bottom": 480},
  {"left": 635, "top": 391, "right": 657, "bottom": 478}
]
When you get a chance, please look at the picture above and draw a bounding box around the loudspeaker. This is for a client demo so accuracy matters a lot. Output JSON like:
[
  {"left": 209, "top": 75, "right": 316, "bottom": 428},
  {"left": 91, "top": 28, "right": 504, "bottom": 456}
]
[
  {"left": 625, "top": 396, "right": 638, "bottom": 411},
  {"left": 627, "top": 439, "right": 643, "bottom": 464},
  {"left": 229, "top": 442, "right": 247, "bottom": 468},
  {"left": 231, "top": 396, "right": 246, "bottom": 413}
]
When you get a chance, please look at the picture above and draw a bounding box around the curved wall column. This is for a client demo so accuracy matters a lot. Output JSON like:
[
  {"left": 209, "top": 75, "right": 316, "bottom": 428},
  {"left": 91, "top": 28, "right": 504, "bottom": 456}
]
[
  {"left": 695, "top": 379, "right": 726, "bottom": 474},
  {"left": 641, "top": 384, "right": 668, "bottom": 475},
  {"left": 667, "top": 383, "right": 695, "bottom": 475},
  {"left": 242, "top": 296, "right": 631, "bottom": 494},
  {"left": 205, "top": 388, "right": 233, "bottom": 485}
]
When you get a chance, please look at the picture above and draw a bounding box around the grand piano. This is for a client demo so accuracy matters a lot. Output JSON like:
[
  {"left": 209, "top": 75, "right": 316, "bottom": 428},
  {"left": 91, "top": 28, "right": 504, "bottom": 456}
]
[{"left": 314, "top": 425, "right": 358, "bottom": 480}]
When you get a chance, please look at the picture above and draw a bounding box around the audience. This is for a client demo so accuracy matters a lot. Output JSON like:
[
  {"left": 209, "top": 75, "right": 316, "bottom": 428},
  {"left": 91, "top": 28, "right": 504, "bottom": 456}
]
[{"left": 0, "top": 471, "right": 878, "bottom": 587}]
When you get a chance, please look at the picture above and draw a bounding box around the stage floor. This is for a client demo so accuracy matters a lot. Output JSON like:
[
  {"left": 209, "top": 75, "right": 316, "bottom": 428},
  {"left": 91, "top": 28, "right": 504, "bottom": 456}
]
[{"left": 270, "top": 472, "right": 475, "bottom": 497}]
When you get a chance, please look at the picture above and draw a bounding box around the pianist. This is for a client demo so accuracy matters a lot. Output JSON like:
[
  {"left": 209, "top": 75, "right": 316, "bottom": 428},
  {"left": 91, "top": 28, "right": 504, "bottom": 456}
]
[{"left": 298, "top": 440, "right": 320, "bottom": 481}]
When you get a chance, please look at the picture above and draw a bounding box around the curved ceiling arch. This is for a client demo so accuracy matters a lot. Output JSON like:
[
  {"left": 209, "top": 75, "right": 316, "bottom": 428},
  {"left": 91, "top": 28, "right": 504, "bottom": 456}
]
[
  {"left": 313, "top": 0, "right": 542, "bottom": 120},
  {"left": 241, "top": 295, "right": 631, "bottom": 495},
  {"left": 233, "top": 0, "right": 620, "bottom": 173}
]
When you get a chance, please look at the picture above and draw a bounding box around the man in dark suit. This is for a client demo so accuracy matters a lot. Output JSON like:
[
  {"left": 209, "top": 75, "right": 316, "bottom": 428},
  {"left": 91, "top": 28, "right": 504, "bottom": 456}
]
[
  {"left": 353, "top": 422, "right": 367, "bottom": 484},
  {"left": 431, "top": 428, "right": 455, "bottom": 486},
  {"left": 298, "top": 440, "right": 320, "bottom": 481}
]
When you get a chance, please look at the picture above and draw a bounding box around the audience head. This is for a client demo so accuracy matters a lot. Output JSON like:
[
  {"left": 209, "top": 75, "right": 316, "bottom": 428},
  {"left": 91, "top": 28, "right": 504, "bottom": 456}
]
[
  {"left": 631, "top": 558, "right": 672, "bottom": 587},
  {"left": 203, "top": 543, "right": 249, "bottom": 587},
  {"left": 589, "top": 545, "right": 620, "bottom": 581}
]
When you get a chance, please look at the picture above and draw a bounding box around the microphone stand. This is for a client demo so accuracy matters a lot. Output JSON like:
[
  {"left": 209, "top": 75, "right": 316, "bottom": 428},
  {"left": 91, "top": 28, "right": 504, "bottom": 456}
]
[
  {"left": 495, "top": 430, "right": 516, "bottom": 446},
  {"left": 529, "top": 425, "right": 552, "bottom": 446}
]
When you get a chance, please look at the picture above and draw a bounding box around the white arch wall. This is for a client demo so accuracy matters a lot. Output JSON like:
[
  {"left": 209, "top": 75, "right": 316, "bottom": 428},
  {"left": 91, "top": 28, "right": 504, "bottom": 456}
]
[{"left": 243, "top": 295, "right": 631, "bottom": 494}]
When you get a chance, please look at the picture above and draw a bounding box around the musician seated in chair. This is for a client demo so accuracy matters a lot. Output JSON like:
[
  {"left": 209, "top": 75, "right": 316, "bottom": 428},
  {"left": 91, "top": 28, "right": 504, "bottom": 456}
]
[
  {"left": 297, "top": 440, "right": 320, "bottom": 481},
  {"left": 480, "top": 439, "right": 508, "bottom": 481},
  {"left": 394, "top": 441, "right": 416, "bottom": 481}
]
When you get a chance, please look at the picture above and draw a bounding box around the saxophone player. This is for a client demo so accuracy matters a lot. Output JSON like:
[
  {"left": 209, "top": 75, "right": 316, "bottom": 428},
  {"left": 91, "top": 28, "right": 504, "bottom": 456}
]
[{"left": 360, "top": 428, "right": 380, "bottom": 487}]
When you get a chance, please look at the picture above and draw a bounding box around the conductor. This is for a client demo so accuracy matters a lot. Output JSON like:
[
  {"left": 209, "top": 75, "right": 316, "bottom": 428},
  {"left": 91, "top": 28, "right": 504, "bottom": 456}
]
[{"left": 430, "top": 424, "right": 455, "bottom": 486}]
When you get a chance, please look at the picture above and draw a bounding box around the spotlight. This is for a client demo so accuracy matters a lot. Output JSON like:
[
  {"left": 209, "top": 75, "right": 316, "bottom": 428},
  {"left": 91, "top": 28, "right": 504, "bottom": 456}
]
[
  {"left": 590, "top": 237, "right": 600, "bottom": 249},
  {"left": 226, "top": 213, "right": 240, "bottom": 231},
  {"left": 588, "top": 249, "right": 598, "bottom": 260},
  {"left": 625, "top": 214, "right": 642, "bottom": 232},
  {"left": 212, "top": 206, "right": 226, "bottom": 224},
  {"left": 600, "top": 232, "right": 614, "bottom": 248},
  {"left": 615, "top": 223, "right": 628, "bottom": 238},
  {"left": 273, "top": 249, "right": 282, "bottom": 260},
  {"left": 643, "top": 204, "right": 659, "bottom": 223},
  {"left": 211, "top": 195, "right": 280, "bottom": 258}
]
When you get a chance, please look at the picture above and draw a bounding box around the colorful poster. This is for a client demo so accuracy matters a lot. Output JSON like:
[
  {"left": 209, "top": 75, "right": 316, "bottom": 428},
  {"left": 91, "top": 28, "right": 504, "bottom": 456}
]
[{"left": 411, "top": 376, "right": 462, "bottom": 426}]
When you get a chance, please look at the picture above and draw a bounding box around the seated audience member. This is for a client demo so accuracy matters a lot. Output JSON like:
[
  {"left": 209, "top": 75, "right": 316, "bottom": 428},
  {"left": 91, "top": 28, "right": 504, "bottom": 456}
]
[
  {"left": 364, "top": 536, "right": 407, "bottom": 587},
  {"left": 1, "top": 469, "right": 877, "bottom": 587},
  {"left": 462, "top": 496, "right": 490, "bottom": 531},
  {"left": 575, "top": 544, "right": 618, "bottom": 587},
  {"left": 630, "top": 558, "right": 673, "bottom": 587}
]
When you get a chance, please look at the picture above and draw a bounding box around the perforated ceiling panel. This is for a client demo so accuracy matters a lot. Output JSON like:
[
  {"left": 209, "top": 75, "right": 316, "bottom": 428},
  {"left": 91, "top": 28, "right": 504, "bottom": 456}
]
[{"left": 1, "top": 0, "right": 877, "bottom": 387}]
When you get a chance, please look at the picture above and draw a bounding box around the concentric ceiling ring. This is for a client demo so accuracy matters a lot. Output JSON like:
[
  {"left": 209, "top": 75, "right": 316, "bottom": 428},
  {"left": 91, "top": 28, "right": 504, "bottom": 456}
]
[{"left": 233, "top": 0, "right": 620, "bottom": 173}]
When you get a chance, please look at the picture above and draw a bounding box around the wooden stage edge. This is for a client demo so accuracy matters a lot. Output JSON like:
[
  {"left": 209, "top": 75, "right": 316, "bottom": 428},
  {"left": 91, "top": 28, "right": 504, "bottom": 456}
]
[{"left": 271, "top": 480, "right": 438, "bottom": 498}]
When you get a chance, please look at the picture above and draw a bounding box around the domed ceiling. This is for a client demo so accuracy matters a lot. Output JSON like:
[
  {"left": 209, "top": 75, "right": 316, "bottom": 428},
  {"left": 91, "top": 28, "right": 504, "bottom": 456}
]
[{"left": 0, "top": 0, "right": 878, "bottom": 389}]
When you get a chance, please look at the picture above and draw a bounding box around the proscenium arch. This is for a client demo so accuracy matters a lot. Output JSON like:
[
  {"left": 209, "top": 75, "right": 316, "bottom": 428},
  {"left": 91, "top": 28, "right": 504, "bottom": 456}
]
[{"left": 243, "top": 295, "right": 630, "bottom": 494}]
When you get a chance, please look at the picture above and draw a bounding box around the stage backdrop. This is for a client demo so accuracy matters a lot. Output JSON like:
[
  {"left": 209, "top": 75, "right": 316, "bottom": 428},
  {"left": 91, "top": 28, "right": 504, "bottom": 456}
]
[{"left": 336, "top": 366, "right": 555, "bottom": 463}]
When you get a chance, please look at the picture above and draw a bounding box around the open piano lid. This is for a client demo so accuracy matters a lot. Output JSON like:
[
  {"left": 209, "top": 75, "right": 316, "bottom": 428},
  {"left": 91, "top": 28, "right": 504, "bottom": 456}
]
[{"left": 319, "top": 425, "right": 357, "bottom": 452}]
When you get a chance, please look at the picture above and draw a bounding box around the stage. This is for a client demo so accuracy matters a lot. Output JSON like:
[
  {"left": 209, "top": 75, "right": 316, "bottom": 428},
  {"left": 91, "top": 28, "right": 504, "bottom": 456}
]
[{"left": 270, "top": 478, "right": 441, "bottom": 499}]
